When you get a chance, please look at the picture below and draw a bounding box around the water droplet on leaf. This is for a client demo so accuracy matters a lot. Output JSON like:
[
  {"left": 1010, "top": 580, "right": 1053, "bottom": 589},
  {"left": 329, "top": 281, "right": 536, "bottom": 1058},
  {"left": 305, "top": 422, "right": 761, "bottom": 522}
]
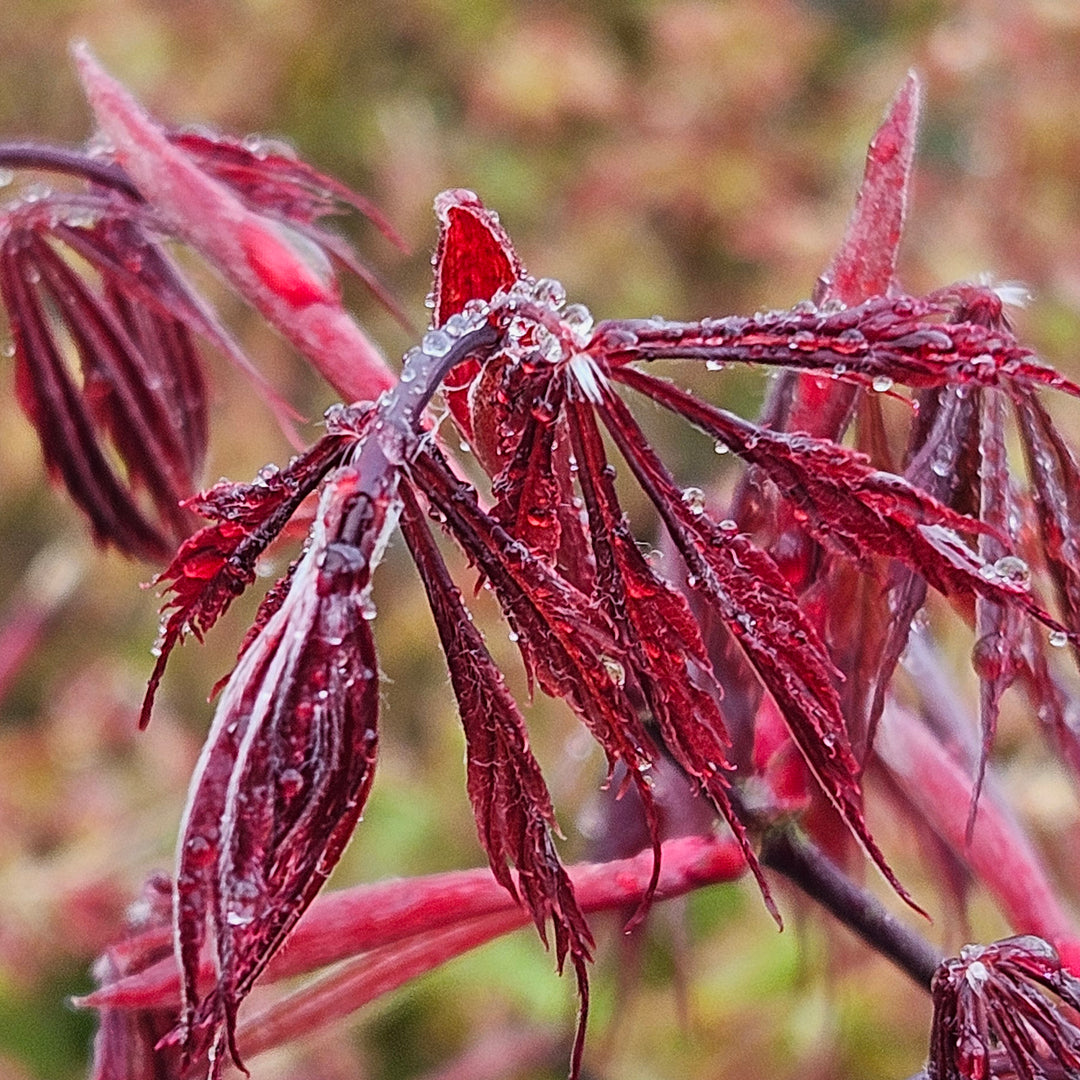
[
  {"left": 991, "top": 555, "right": 1030, "bottom": 588},
  {"left": 601, "top": 656, "right": 625, "bottom": 687},
  {"left": 681, "top": 486, "right": 706, "bottom": 515}
]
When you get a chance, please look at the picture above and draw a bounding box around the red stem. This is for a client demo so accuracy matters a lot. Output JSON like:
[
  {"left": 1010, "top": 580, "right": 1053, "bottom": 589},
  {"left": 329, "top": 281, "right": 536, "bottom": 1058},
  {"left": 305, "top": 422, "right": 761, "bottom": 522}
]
[{"left": 82, "top": 833, "right": 747, "bottom": 1012}]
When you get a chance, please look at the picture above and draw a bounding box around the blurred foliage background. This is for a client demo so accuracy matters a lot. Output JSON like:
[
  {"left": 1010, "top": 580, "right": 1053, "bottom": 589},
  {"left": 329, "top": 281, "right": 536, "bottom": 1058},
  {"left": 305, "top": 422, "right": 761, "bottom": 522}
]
[{"left": 2, "top": 1, "right": 1080, "bottom": 1078}]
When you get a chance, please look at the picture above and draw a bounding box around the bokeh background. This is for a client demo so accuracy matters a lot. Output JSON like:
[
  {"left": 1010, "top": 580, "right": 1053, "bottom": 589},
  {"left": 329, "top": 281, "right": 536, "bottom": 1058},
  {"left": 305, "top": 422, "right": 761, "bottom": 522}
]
[{"left": 2, "top": 2, "right": 1080, "bottom": 1078}]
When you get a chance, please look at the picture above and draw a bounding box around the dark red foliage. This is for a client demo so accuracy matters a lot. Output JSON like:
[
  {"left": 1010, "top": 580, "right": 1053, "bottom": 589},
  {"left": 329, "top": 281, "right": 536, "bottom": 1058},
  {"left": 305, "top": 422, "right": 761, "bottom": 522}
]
[
  {"left": 0, "top": 201, "right": 211, "bottom": 559},
  {"left": 141, "top": 413, "right": 368, "bottom": 728},
  {"left": 615, "top": 367, "right": 1067, "bottom": 637},
  {"left": 593, "top": 381, "right": 917, "bottom": 912},
  {"left": 599, "top": 289, "right": 1080, "bottom": 400},
  {"left": 173, "top": 465, "right": 388, "bottom": 1072},
  {"left": 399, "top": 485, "right": 594, "bottom": 1075},
  {"left": 10, "top": 54, "right": 1080, "bottom": 1080},
  {"left": 929, "top": 936, "right": 1080, "bottom": 1080},
  {"left": 565, "top": 396, "right": 774, "bottom": 923},
  {"left": 1016, "top": 391, "right": 1080, "bottom": 657}
]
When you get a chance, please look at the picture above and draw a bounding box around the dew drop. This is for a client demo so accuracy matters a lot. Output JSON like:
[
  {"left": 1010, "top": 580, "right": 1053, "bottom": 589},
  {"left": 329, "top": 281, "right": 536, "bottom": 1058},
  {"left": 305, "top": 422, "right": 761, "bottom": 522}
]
[
  {"left": 601, "top": 326, "right": 638, "bottom": 349},
  {"left": 718, "top": 518, "right": 738, "bottom": 532},
  {"left": 279, "top": 768, "right": 305, "bottom": 798},
  {"left": 601, "top": 656, "right": 626, "bottom": 688},
  {"left": 871, "top": 374, "right": 894, "bottom": 393},
  {"left": 532, "top": 277, "right": 566, "bottom": 308},
  {"left": 0, "top": 167, "right": 14, "bottom": 188},
  {"left": 834, "top": 327, "right": 866, "bottom": 351},
  {"left": 184, "top": 835, "right": 217, "bottom": 868},
  {"left": 1050, "top": 629, "right": 1069, "bottom": 648},
  {"left": 508, "top": 630, "right": 520, "bottom": 643},
  {"left": 22, "top": 181, "right": 51, "bottom": 203},
  {"left": 713, "top": 440, "right": 730, "bottom": 455},
  {"left": 681, "top": 486, "right": 706, "bottom": 515},
  {"left": 991, "top": 555, "right": 1030, "bottom": 588},
  {"left": 562, "top": 303, "right": 594, "bottom": 346},
  {"left": 422, "top": 328, "right": 452, "bottom": 357},
  {"left": 705, "top": 359, "right": 726, "bottom": 372}
]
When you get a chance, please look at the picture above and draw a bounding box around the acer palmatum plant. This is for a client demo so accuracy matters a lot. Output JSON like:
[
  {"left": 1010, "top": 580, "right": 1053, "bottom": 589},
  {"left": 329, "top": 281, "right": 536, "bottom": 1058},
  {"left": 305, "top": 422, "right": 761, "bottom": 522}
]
[{"left": 4, "top": 44, "right": 1080, "bottom": 1080}]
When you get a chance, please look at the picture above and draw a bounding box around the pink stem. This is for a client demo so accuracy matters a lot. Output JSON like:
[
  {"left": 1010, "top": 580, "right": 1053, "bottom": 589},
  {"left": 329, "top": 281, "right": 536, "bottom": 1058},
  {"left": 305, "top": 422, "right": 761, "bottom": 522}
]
[
  {"left": 874, "top": 701, "right": 1080, "bottom": 968},
  {"left": 238, "top": 910, "right": 527, "bottom": 1058},
  {"left": 82, "top": 833, "right": 746, "bottom": 1011},
  {"left": 72, "top": 44, "right": 396, "bottom": 407}
]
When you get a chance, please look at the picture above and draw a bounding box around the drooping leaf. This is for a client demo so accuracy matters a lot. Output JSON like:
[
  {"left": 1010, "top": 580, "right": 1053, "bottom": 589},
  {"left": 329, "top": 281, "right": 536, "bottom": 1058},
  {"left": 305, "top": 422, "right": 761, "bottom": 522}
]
[
  {"left": 142, "top": 422, "right": 363, "bottom": 727},
  {"left": 617, "top": 367, "right": 1070, "bottom": 638},
  {"left": 1015, "top": 389, "right": 1080, "bottom": 643},
  {"left": 861, "top": 386, "right": 979, "bottom": 753},
  {"left": 399, "top": 485, "right": 593, "bottom": 1076},
  {"left": 26, "top": 233, "right": 197, "bottom": 514},
  {"left": 2, "top": 231, "right": 175, "bottom": 559},
  {"left": 595, "top": 378, "right": 920, "bottom": 912},
  {"left": 410, "top": 443, "right": 664, "bottom": 907},
  {"left": 969, "top": 388, "right": 1024, "bottom": 836},
  {"left": 566, "top": 395, "right": 778, "bottom": 924}
]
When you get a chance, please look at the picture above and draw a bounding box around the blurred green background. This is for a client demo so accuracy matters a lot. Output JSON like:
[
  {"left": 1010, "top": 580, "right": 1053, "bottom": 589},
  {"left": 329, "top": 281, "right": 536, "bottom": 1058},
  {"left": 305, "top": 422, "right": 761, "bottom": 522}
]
[{"left": 2, "top": 1, "right": 1080, "bottom": 1078}]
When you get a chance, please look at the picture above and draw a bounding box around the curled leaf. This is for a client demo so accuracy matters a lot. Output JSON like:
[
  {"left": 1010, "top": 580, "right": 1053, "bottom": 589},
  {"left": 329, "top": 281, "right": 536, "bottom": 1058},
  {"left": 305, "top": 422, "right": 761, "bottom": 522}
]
[
  {"left": 431, "top": 188, "right": 523, "bottom": 442},
  {"left": 175, "top": 465, "right": 392, "bottom": 1070}
]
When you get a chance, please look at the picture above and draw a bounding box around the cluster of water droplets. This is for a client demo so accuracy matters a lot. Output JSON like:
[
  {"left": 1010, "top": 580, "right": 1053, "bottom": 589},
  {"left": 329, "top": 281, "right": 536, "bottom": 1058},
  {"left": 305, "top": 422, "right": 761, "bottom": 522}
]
[
  {"left": 681, "top": 486, "right": 706, "bottom": 516},
  {"left": 977, "top": 554, "right": 1031, "bottom": 590},
  {"left": 386, "top": 303, "right": 496, "bottom": 443}
]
